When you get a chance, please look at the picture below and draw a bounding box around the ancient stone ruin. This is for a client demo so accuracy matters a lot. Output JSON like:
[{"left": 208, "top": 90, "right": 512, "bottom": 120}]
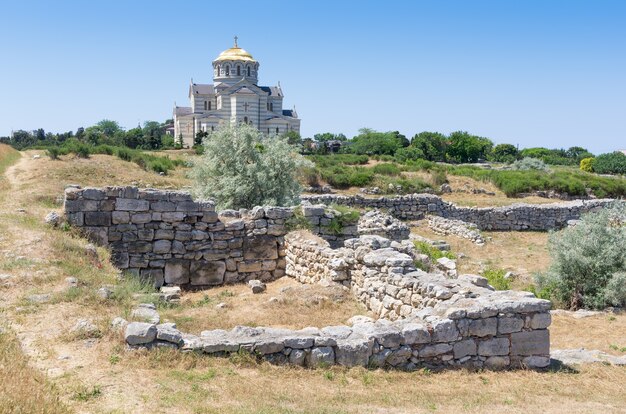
[{"left": 64, "top": 186, "right": 554, "bottom": 370}]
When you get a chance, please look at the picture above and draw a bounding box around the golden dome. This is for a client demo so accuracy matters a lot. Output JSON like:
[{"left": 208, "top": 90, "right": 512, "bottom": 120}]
[{"left": 214, "top": 44, "right": 256, "bottom": 63}]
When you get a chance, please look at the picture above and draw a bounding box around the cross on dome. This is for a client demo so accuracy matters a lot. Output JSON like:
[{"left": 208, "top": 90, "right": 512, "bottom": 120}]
[{"left": 234, "top": 36, "right": 238, "bottom": 47}]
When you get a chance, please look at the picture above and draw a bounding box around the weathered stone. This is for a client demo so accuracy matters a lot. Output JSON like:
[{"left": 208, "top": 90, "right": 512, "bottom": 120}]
[
  {"left": 335, "top": 338, "right": 372, "bottom": 367},
  {"left": 244, "top": 235, "right": 278, "bottom": 260},
  {"left": 498, "top": 317, "right": 524, "bottom": 334},
  {"left": 468, "top": 318, "right": 497, "bottom": 337},
  {"left": 308, "top": 346, "right": 335, "bottom": 366},
  {"left": 190, "top": 260, "right": 226, "bottom": 286},
  {"left": 453, "top": 339, "right": 477, "bottom": 359},
  {"left": 116, "top": 198, "right": 149, "bottom": 211},
  {"left": 164, "top": 260, "right": 190, "bottom": 285},
  {"left": 478, "top": 337, "right": 510, "bottom": 356},
  {"left": 511, "top": 330, "right": 550, "bottom": 356},
  {"left": 530, "top": 313, "right": 552, "bottom": 330},
  {"left": 248, "top": 279, "right": 266, "bottom": 294},
  {"left": 125, "top": 322, "right": 157, "bottom": 345}
]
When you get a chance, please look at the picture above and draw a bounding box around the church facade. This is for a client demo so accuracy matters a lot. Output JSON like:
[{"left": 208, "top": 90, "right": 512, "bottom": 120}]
[{"left": 173, "top": 38, "right": 301, "bottom": 147}]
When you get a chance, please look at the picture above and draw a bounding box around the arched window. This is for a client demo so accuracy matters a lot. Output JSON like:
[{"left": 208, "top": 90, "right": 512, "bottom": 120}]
[
  {"left": 247, "top": 66, "right": 251, "bottom": 76},
  {"left": 208, "top": 101, "right": 211, "bottom": 110},
  {"left": 217, "top": 66, "right": 220, "bottom": 76},
  {"left": 276, "top": 127, "right": 279, "bottom": 134},
  {"left": 203, "top": 101, "right": 207, "bottom": 110},
  {"left": 244, "top": 116, "right": 248, "bottom": 124},
  {"left": 225, "top": 65, "right": 230, "bottom": 76},
  {"left": 237, "top": 66, "right": 241, "bottom": 76}
]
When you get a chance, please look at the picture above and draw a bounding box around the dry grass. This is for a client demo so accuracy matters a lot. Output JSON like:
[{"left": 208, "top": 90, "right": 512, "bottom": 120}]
[
  {"left": 412, "top": 222, "right": 550, "bottom": 288},
  {"left": 158, "top": 277, "right": 366, "bottom": 333},
  {"left": 3, "top": 149, "right": 626, "bottom": 413}
]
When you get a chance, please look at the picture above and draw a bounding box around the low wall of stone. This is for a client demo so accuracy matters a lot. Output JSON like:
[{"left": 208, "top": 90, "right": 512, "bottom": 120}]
[
  {"left": 428, "top": 216, "right": 485, "bottom": 244},
  {"left": 128, "top": 233, "right": 551, "bottom": 370},
  {"left": 302, "top": 194, "right": 616, "bottom": 231},
  {"left": 64, "top": 186, "right": 293, "bottom": 287},
  {"left": 279, "top": 233, "right": 551, "bottom": 369}
]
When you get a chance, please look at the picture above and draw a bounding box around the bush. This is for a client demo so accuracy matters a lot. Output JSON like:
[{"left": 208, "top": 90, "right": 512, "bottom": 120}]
[
  {"left": 74, "top": 143, "right": 91, "bottom": 159},
  {"left": 414, "top": 241, "right": 455, "bottom": 261},
  {"left": 372, "top": 163, "right": 401, "bottom": 176},
  {"left": 46, "top": 147, "right": 60, "bottom": 160},
  {"left": 535, "top": 203, "right": 626, "bottom": 309},
  {"left": 429, "top": 170, "right": 448, "bottom": 186},
  {"left": 593, "top": 152, "right": 626, "bottom": 175},
  {"left": 580, "top": 157, "right": 595, "bottom": 172},
  {"left": 116, "top": 147, "right": 132, "bottom": 161},
  {"left": 510, "top": 157, "right": 549, "bottom": 171},
  {"left": 482, "top": 268, "right": 511, "bottom": 290},
  {"left": 191, "top": 124, "right": 312, "bottom": 209}
]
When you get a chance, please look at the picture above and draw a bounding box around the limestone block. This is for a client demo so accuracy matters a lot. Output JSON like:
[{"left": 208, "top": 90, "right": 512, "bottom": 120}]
[
  {"left": 453, "top": 339, "right": 477, "bottom": 359},
  {"left": 153, "top": 240, "right": 172, "bottom": 254},
  {"left": 484, "top": 356, "right": 510, "bottom": 369},
  {"left": 112, "top": 211, "right": 130, "bottom": 224},
  {"left": 498, "top": 317, "right": 524, "bottom": 334},
  {"left": 116, "top": 198, "right": 150, "bottom": 211},
  {"left": 284, "top": 337, "right": 314, "bottom": 349},
  {"left": 419, "top": 343, "right": 453, "bottom": 358},
  {"left": 510, "top": 330, "right": 550, "bottom": 356},
  {"left": 164, "top": 259, "right": 190, "bottom": 285},
  {"left": 530, "top": 313, "right": 552, "bottom": 329},
  {"left": 156, "top": 324, "right": 184, "bottom": 346},
  {"left": 141, "top": 268, "right": 164, "bottom": 288},
  {"left": 190, "top": 260, "right": 225, "bottom": 286},
  {"left": 308, "top": 347, "right": 335, "bottom": 366},
  {"left": 401, "top": 323, "right": 431, "bottom": 345},
  {"left": 478, "top": 337, "right": 510, "bottom": 356},
  {"left": 335, "top": 337, "right": 372, "bottom": 367},
  {"left": 244, "top": 235, "right": 278, "bottom": 260},
  {"left": 238, "top": 261, "right": 263, "bottom": 273},
  {"left": 431, "top": 319, "right": 459, "bottom": 343},
  {"left": 84, "top": 212, "right": 111, "bottom": 226},
  {"left": 125, "top": 322, "right": 157, "bottom": 345},
  {"left": 468, "top": 318, "right": 498, "bottom": 337},
  {"left": 289, "top": 349, "right": 307, "bottom": 366}
]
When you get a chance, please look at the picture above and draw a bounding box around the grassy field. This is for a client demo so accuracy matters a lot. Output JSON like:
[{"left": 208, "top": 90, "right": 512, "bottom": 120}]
[{"left": 2, "top": 148, "right": 626, "bottom": 413}]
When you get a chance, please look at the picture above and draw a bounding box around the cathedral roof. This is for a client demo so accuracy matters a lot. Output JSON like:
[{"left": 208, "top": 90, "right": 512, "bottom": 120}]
[
  {"left": 191, "top": 84, "right": 214, "bottom": 95},
  {"left": 259, "top": 86, "right": 282, "bottom": 96},
  {"left": 214, "top": 45, "right": 256, "bottom": 63},
  {"left": 282, "top": 109, "right": 296, "bottom": 118},
  {"left": 174, "top": 106, "right": 192, "bottom": 116}
]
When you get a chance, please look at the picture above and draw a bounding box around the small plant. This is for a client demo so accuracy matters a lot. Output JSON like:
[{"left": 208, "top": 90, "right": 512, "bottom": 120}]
[
  {"left": 72, "top": 385, "right": 102, "bottom": 401},
  {"left": 46, "top": 147, "right": 60, "bottom": 160},
  {"left": 285, "top": 206, "right": 312, "bottom": 231},
  {"left": 372, "top": 163, "right": 401, "bottom": 176},
  {"left": 429, "top": 169, "right": 448, "bottom": 186},
  {"left": 609, "top": 344, "right": 626, "bottom": 353},
  {"left": 414, "top": 241, "right": 455, "bottom": 261},
  {"left": 511, "top": 157, "right": 549, "bottom": 171},
  {"left": 109, "top": 354, "right": 121, "bottom": 365},
  {"left": 325, "top": 205, "right": 360, "bottom": 236},
  {"left": 482, "top": 267, "right": 511, "bottom": 290}
]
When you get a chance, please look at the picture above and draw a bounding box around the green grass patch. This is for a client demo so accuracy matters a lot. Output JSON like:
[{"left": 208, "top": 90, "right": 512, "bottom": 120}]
[
  {"left": 413, "top": 241, "right": 456, "bottom": 261},
  {"left": 482, "top": 267, "right": 511, "bottom": 290}
]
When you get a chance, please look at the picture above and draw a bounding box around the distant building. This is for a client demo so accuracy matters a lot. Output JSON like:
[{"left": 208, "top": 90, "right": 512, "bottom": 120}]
[{"left": 173, "top": 37, "right": 300, "bottom": 147}]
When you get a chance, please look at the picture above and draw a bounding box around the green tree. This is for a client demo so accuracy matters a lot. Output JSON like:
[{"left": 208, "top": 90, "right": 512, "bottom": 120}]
[
  {"left": 446, "top": 131, "right": 493, "bottom": 163},
  {"left": 410, "top": 132, "right": 448, "bottom": 161},
  {"left": 96, "top": 119, "right": 122, "bottom": 137},
  {"left": 349, "top": 128, "right": 404, "bottom": 156},
  {"left": 313, "top": 132, "right": 347, "bottom": 142},
  {"left": 282, "top": 130, "right": 302, "bottom": 146},
  {"left": 142, "top": 121, "right": 164, "bottom": 149},
  {"left": 490, "top": 143, "right": 519, "bottom": 163},
  {"left": 191, "top": 124, "right": 312, "bottom": 209},
  {"left": 124, "top": 127, "right": 144, "bottom": 149}
]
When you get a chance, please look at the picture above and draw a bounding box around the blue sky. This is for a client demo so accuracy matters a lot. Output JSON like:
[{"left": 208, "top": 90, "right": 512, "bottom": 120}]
[{"left": 1, "top": 0, "right": 624, "bottom": 153}]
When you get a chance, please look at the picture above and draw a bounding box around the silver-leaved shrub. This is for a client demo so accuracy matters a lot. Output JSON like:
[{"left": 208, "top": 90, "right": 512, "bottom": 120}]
[
  {"left": 535, "top": 202, "right": 626, "bottom": 309},
  {"left": 511, "top": 157, "right": 549, "bottom": 171},
  {"left": 191, "top": 124, "right": 313, "bottom": 210}
]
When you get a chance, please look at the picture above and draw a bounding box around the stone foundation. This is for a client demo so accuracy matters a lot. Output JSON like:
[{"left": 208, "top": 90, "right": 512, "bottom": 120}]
[{"left": 303, "top": 194, "right": 615, "bottom": 230}]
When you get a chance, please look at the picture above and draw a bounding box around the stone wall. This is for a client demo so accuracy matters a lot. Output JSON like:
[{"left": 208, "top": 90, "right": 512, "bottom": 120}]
[
  {"left": 303, "top": 194, "right": 616, "bottom": 231},
  {"left": 64, "top": 186, "right": 293, "bottom": 287},
  {"left": 428, "top": 216, "right": 485, "bottom": 245},
  {"left": 127, "top": 233, "right": 551, "bottom": 370}
]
